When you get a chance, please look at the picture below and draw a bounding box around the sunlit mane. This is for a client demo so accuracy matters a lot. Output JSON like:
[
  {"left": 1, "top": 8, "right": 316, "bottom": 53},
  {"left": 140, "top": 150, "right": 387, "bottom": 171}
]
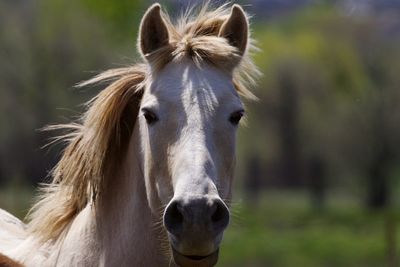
[{"left": 26, "top": 2, "right": 259, "bottom": 242}]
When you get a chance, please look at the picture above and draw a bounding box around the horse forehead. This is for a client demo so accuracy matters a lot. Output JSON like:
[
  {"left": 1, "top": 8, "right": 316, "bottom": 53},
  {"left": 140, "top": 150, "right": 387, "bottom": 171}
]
[{"left": 151, "top": 61, "right": 235, "bottom": 105}]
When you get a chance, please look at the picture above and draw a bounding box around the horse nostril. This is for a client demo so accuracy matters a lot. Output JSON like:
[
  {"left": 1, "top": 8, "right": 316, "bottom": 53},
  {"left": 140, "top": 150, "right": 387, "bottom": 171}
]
[
  {"left": 164, "top": 197, "right": 230, "bottom": 236},
  {"left": 210, "top": 199, "right": 230, "bottom": 232},
  {"left": 164, "top": 200, "right": 184, "bottom": 235}
]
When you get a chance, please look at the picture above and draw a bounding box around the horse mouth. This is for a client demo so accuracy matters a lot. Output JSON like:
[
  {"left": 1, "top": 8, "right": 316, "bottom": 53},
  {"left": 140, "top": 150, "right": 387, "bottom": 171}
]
[{"left": 172, "top": 247, "right": 219, "bottom": 267}]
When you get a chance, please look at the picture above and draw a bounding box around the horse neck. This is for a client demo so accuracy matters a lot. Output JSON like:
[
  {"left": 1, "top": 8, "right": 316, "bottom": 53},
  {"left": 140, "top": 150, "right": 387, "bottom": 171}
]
[{"left": 95, "top": 124, "right": 168, "bottom": 266}]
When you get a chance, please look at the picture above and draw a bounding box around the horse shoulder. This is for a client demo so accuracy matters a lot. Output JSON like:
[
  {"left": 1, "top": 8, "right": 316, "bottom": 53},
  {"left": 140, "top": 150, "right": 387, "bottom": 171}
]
[{"left": 0, "top": 209, "right": 26, "bottom": 252}]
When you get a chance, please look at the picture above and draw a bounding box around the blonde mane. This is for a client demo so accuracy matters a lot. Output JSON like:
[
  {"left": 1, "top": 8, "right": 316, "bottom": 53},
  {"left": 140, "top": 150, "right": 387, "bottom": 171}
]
[{"left": 27, "top": 2, "right": 259, "bottom": 242}]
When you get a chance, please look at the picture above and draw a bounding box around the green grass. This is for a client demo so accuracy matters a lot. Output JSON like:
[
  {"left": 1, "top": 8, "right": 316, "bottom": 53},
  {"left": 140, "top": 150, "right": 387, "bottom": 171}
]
[
  {"left": 218, "top": 191, "right": 392, "bottom": 267},
  {"left": 0, "top": 184, "right": 34, "bottom": 220}
]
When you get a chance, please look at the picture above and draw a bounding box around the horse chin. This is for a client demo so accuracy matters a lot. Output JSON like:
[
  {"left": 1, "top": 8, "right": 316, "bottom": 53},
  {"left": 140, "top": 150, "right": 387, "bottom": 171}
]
[{"left": 171, "top": 247, "right": 219, "bottom": 267}]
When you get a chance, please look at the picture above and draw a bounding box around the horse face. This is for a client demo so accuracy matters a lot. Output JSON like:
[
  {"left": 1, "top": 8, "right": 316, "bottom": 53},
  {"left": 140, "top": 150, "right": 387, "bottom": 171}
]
[
  {"left": 137, "top": 4, "right": 249, "bottom": 267},
  {"left": 138, "top": 59, "right": 243, "bottom": 266}
]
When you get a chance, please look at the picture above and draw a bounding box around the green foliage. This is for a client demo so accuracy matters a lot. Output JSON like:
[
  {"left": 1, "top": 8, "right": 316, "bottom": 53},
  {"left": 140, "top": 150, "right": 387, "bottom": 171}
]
[
  {"left": 237, "top": 4, "right": 400, "bottom": 199},
  {"left": 0, "top": 0, "right": 140, "bottom": 184},
  {"left": 80, "top": 0, "right": 145, "bottom": 40}
]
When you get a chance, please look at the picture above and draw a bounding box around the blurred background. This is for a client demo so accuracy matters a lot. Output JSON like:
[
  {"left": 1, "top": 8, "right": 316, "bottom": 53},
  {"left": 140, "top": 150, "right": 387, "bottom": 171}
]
[{"left": 1, "top": 0, "right": 400, "bottom": 266}]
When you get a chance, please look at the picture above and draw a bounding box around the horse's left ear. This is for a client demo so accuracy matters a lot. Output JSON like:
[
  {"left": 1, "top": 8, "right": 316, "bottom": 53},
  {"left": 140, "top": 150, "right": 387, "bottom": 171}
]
[
  {"left": 219, "top": 5, "right": 249, "bottom": 56},
  {"left": 138, "top": 3, "right": 169, "bottom": 58}
]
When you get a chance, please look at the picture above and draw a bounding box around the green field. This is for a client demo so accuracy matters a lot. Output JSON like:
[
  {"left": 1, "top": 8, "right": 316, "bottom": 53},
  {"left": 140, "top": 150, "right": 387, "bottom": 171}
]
[
  {"left": 218, "top": 192, "right": 393, "bottom": 267},
  {"left": 1, "top": 187, "right": 397, "bottom": 267}
]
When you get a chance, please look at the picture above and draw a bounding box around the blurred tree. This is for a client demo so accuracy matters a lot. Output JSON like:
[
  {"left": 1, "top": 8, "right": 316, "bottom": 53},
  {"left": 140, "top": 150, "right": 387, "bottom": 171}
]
[
  {"left": 307, "top": 153, "right": 326, "bottom": 211},
  {"left": 244, "top": 154, "right": 263, "bottom": 204},
  {"left": 348, "top": 15, "right": 400, "bottom": 209},
  {"left": 80, "top": 0, "right": 144, "bottom": 41},
  {"left": 276, "top": 63, "right": 302, "bottom": 187},
  {"left": 0, "top": 0, "right": 141, "bottom": 185},
  {"left": 239, "top": 4, "right": 400, "bottom": 210}
]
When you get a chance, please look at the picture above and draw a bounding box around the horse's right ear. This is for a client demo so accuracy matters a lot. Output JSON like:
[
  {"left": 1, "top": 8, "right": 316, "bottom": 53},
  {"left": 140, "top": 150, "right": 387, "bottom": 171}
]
[
  {"left": 138, "top": 3, "right": 169, "bottom": 59},
  {"left": 219, "top": 5, "right": 249, "bottom": 56}
]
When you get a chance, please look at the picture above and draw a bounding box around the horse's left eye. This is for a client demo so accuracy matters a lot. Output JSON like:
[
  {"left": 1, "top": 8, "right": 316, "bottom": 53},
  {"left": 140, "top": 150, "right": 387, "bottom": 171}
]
[
  {"left": 142, "top": 108, "right": 158, "bottom": 124},
  {"left": 229, "top": 110, "right": 244, "bottom": 125}
]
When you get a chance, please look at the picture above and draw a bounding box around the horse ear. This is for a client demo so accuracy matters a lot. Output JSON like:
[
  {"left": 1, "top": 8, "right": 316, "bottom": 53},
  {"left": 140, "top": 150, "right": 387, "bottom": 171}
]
[
  {"left": 219, "top": 4, "right": 249, "bottom": 55},
  {"left": 138, "top": 3, "right": 169, "bottom": 58}
]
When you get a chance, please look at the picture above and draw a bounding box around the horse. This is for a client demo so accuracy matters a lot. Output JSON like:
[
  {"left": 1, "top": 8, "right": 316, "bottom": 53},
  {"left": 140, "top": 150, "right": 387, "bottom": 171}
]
[{"left": 0, "top": 2, "right": 258, "bottom": 266}]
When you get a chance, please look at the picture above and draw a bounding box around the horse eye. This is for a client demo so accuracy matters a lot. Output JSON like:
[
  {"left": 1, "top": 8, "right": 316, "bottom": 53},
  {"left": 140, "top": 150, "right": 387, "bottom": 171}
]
[
  {"left": 229, "top": 110, "right": 244, "bottom": 125},
  {"left": 142, "top": 108, "right": 158, "bottom": 124}
]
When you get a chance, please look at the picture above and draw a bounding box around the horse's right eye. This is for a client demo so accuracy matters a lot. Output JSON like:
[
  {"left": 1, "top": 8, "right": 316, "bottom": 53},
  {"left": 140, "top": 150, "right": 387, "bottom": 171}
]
[
  {"left": 142, "top": 108, "right": 158, "bottom": 124},
  {"left": 229, "top": 110, "right": 244, "bottom": 125}
]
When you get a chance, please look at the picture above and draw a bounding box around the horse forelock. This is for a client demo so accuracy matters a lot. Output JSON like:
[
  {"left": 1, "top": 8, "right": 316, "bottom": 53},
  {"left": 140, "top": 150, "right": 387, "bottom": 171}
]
[{"left": 148, "top": 2, "right": 259, "bottom": 100}]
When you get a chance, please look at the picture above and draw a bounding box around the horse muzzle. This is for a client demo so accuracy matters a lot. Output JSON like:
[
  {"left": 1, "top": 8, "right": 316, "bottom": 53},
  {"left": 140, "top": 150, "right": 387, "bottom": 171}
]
[{"left": 163, "top": 195, "right": 230, "bottom": 267}]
